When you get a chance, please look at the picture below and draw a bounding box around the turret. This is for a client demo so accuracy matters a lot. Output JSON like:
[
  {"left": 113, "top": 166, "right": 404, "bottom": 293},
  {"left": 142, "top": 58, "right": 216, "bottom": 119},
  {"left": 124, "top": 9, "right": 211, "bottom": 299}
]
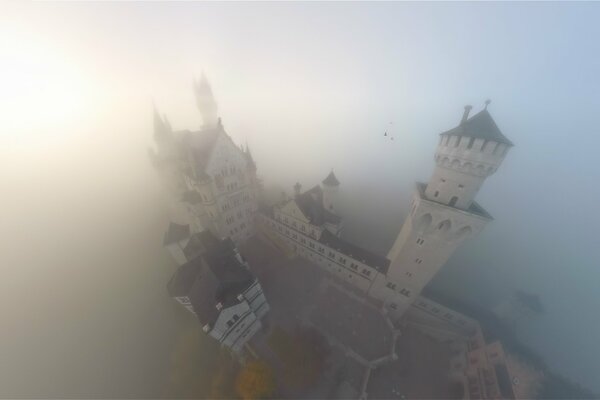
[
  {"left": 194, "top": 73, "right": 219, "bottom": 128},
  {"left": 424, "top": 104, "right": 513, "bottom": 210},
  {"left": 322, "top": 170, "right": 340, "bottom": 212},
  {"left": 153, "top": 103, "right": 171, "bottom": 140}
]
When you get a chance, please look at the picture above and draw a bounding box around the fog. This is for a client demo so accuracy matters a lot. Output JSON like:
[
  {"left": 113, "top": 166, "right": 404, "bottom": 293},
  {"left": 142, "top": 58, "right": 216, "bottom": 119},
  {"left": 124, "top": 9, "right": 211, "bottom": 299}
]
[{"left": 2, "top": 1, "right": 600, "bottom": 396}]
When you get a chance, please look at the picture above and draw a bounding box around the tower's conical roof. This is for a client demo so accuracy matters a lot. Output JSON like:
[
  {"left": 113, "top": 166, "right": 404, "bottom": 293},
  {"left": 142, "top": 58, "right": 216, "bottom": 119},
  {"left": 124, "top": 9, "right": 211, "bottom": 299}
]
[
  {"left": 322, "top": 171, "right": 340, "bottom": 186},
  {"left": 440, "top": 109, "right": 513, "bottom": 146}
]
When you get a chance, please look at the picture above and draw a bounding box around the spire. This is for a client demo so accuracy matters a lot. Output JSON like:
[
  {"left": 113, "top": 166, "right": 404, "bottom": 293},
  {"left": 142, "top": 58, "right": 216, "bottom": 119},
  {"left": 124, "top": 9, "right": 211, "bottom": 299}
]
[
  {"left": 194, "top": 72, "right": 219, "bottom": 128},
  {"left": 322, "top": 170, "right": 340, "bottom": 187}
]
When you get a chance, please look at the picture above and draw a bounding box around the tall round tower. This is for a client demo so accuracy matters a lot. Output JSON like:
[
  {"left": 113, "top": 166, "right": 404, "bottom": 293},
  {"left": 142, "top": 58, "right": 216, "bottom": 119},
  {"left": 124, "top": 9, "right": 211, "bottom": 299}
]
[
  {"left": 424, "top": 104, "right": 513, "bottom": 210},
  {"left": 378, "top": 104, "right": 513, "bottom": 321},
  {"left": 322, "top": 170, "right": 340, "bottom": 212}
]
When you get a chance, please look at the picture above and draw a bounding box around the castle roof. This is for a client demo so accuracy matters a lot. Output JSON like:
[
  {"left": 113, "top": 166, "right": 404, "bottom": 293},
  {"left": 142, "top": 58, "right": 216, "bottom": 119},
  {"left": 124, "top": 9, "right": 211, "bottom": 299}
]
[
  {"left": 322, "top": 171, "right": 340, "bottom": 186},
  {"left": 182, "top": 230, "right": 221, "bottom": 261},
  {"left": 319, "top": 230, "right": 390, "bottom": 274},
  {"left": 181, "top": 190, "right": 203, "bottom": 204},
  {"left": 440, "top": 109, "right": 513, "bottom": 146},
  {"left": 167, "top": 234, "right": 255, "bottom": 327},
  {"left": 295, "top": 186, "right": 341, "bottom": 226},
  {"left": 163, "top": 222, "right": 190, "bottom": 245}
]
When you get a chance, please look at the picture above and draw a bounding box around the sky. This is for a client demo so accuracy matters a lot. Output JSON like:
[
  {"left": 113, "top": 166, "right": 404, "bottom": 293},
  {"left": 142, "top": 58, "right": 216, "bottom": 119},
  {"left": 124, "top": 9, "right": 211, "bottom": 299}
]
[{"left": 1, "top": 1, "right": 600, "bottom": 395}]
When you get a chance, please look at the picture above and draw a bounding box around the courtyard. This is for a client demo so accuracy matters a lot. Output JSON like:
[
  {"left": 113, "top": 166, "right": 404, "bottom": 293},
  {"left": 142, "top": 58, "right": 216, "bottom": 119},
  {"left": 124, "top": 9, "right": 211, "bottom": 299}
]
[{"left": 241, "top": 236, "right": 455, "bottom": 398}]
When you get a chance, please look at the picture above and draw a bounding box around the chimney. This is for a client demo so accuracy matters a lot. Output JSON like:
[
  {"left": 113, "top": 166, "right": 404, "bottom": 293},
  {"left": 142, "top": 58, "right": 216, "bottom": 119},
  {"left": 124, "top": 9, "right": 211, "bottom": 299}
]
[
  {"left": 294, "top": 182, "right": 302, "bottom": 196},
  {"left": 461, "top": 105, "right": 473, "bottom": 125}
]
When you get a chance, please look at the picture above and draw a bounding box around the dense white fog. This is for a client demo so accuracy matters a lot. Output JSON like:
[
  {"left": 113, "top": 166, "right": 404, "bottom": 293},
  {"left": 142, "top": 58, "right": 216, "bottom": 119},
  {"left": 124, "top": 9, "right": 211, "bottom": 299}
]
[{"left": 1, "top": 1, "right": 600, "bottom": 395}]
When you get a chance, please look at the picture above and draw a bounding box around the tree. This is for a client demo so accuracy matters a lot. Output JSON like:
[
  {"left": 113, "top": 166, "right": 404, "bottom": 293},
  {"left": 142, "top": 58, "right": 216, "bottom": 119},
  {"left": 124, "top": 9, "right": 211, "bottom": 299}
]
[{"left": 235, "top": 360, "right": 275, "bottom": 400}]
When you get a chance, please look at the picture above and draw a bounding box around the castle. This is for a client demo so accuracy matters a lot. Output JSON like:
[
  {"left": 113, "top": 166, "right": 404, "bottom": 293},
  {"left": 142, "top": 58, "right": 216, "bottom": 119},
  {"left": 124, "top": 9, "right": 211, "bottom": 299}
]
[
  {"left": 257, "top": 104, "right": 512, "bottom": 324},
  {"left": 152, "top": 74, "right": 268, "bottom": 353},
  {"left": 151, "top": 75, "right": 513, "bottom": 359}
]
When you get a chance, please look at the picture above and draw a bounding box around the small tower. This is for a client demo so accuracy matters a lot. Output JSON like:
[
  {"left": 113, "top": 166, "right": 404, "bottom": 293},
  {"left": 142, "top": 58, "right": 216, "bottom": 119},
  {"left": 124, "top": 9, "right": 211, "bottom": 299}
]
[
  {"left": 382, "top": 104, "right": 513, "bottom": 320},
  {"left": 322, "top": 170, "right": 340, "bottom": 212},
  {"left": 193, "top": 73, "right": 219, "bottom": 128}
]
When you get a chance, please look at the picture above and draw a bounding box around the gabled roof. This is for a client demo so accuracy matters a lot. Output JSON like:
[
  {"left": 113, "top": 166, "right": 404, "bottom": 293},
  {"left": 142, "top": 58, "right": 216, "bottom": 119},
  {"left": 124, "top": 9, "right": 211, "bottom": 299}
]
[
  {"left": 182, "top": 231, "right": 221, "bottom": 261},
  {"left": 166, "top": 233, "right": 256, "bottom": 326},
  {"left": 163, "top": 222, "right": 190, "bottom": 245},
  {"left": 295, "top": 186, "right": 341, "bottom": 226},
  {"left": 440, "top": 109, "right": 513, "bottom": 146},
  {"left": 322, "top": 171, "right": 340, "bottom": 186},
  {"left": 319, "top": 230, "right": 390, "bottom": 274}
]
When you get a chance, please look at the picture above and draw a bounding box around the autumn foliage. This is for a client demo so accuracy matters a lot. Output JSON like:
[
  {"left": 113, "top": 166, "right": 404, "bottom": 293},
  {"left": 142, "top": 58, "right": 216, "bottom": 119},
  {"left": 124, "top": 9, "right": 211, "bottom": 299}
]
[{"left": 235, "top": 360, "right": 275, "bottom": 400}]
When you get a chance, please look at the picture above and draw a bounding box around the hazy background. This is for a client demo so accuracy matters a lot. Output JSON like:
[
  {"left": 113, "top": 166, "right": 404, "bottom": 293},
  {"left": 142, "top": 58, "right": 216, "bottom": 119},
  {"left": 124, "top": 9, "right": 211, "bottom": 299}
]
[{"left": 2, "top": 1, "right": 600, "bottom": 396}]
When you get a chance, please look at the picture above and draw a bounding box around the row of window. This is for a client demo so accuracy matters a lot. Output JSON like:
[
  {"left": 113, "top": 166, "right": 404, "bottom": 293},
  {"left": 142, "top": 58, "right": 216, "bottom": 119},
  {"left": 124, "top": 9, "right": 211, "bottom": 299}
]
[
  {"left": 385, "top": 282, "right": 411, "bottom": 297},
  {"left": 276, "top": 214, "right": 318, "bottom": 238},
  {"left": 221, "top": 194, "right": 252, "bottom": 212},
  {"left": 272, "top": 219, "right": 373, "bottom": 278}
]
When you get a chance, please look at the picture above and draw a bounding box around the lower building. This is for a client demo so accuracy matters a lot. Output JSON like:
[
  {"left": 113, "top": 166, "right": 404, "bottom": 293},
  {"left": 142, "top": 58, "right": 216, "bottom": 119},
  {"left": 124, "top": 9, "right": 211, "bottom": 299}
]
[{"left": 165, "top": 224, "right": 269, "bottom": 353}]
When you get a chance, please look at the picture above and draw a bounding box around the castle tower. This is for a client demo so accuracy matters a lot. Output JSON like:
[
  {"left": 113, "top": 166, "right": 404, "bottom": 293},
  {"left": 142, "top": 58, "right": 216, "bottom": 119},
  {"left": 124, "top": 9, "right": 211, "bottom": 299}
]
[
  {"left": 384, "top": 105, "right": 513, "bottom": 315},
  {"left": 322, "top": 170, "right": 340, "bottom": 212},
  {"left": 193, "top": 73, "right": 219, "bottom": 128}
]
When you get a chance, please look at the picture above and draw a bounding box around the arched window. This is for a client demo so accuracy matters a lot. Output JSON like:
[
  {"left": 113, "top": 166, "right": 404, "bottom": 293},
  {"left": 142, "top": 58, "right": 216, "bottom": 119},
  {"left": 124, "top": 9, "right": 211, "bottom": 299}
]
[
  {"left": 449, "top": 196, "right": 458, "bottom": 207},
  {"left": 453, "top": 226, "right": 472, "bottom": 241},
  {"left": 437, "top": 219, "right": 451, "bottom": 233},
  {"left": 416, "top": 213, "right": 433, "bottom": 232}
]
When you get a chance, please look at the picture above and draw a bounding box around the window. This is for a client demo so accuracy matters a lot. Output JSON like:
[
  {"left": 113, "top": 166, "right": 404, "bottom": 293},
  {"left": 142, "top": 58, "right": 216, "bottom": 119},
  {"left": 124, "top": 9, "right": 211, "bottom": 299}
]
[
  {"left": 434, "top": 190, "right": 439, "bottom": 197},
  {"left": 300, "top": 238, "right": 306, "bottom": 244},
  {"left": 416, "top": 238, "right": 425, "bottom": 245},
  {"left": 309, "top": 242, "right": 315, "bottom": 249},
  {"left": 227, "top": 321, "right": 233, "bottom": 328},
  {"left": 467, "top": 137, "right": 475, "bottom": 149},
  {"left": 233, "top": 314, "right": 239, "bottom": 321},
  {"left": 406, "top": 272, "right": 413, "bottom": 278},
  {"left": 390, "top": 303, "right": 398, "bottom": 310},
  {"left": 415, "top": 258, "right": 423, "bottom": 264},
  {"left": 328, "top": 251, "right": 335, "bottom": 258},
  {"left": 350, "top": 263, "right": 358, "bottom": 270},
  {"left": 318, "top": 247, "right": 325, "bottom": 253},
  {"left": 338, "top": 257, "right": 346, "bottom": 265},
  {"left": 400, "top": 288, "right": 411, "bottom": 297},
  {"left": 458, "top": 184, "right": 464, "bottom": 189},
  {"left": 386, "top": 282, "right": 397, "bottom": 290},
  {"left": 449, "top": 196, "right": 458, "bottom": 207},
  {"left": 361, "top": 269, "right": 372, "bottom": 276}
]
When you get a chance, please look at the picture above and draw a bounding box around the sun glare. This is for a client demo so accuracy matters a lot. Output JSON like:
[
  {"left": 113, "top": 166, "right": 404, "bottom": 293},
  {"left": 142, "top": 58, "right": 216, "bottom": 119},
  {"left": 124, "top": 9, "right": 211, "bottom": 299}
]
[{"left": 0, "top": 23, "right": 90, "bottom": 140}]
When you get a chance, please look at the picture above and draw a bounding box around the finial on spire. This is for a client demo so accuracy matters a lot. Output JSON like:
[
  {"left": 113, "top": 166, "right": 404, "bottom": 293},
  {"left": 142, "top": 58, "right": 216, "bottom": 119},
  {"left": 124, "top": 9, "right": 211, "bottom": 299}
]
[
  {"left": 461, "top": 105, "right": 473, "bottom": 125},
  {"left": 484, "top": 99, "right": 491, "bottom": 110}
]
